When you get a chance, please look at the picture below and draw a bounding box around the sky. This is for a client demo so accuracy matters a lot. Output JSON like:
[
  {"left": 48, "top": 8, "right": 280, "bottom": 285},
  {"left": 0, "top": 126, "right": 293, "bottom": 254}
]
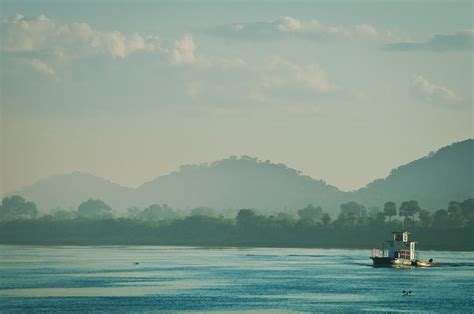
[{"left": 0, "top": 0, "right": 473, "bottom": 196}]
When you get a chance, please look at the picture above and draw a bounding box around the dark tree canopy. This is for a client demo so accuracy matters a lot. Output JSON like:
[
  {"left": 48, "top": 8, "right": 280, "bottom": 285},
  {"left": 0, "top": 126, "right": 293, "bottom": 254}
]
[
  {"left": 138, "top": 204, "right": 178, "bottom": 221},
  {"left": 340, "top": 201, "right": 367, "bottom": 218},
  {"left": 433, "top": 209, "right": 449, "bottom": 228},
  {"left": 448, "top": 201, "right": 463, "bottom": 224},
  {"left": 126, "top": 206, "right": 142, "bottom": 219},
  {"left": 418, "top": 209, "right": 433, "bottom": 227},
  {"left": 336, "top": 201, "right": 367, "bottom": 226},
  {"left": 78, "top": 199, "right": 112, "bottom": 219},
  {"left": 383, "top": 201, "right": 397, "bottom": 221},
  {"left": 321, "top": 213, "right": 331, "bottom": 225},
  {"left": 399, "top": 200, "right": 421, "bottom": 221},
  {"left": 460, "top": 198, "right": 474, "bottom": 222},
  {"left": 50, "top": 208, "right": 76, "bottom": 220},
  {"left": 297, "top": 204, "right": 323, "bottom": 221},
  {"left": 190, "top": 207, "right": 218, "bottom": 218},
  {"left": 0, "top": 195, "right": 38, "bottom": 221},
  {"left": 0, "top": 196, "right": 473, "bottom": 250},
  {"left": 236, "top": 209, "right": 256, "bottom": 226}
]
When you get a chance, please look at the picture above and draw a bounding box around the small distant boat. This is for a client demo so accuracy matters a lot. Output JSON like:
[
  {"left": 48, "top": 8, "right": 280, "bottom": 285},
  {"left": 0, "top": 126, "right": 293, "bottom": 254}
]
[{"left": 370, "top": 231, "right": 434, "bottom": 267}]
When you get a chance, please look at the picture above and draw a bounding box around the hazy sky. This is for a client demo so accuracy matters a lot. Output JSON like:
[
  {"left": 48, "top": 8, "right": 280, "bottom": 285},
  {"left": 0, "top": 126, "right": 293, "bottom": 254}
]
[{"left": 1, "top": 0, "right": 473, "bottom": 195}]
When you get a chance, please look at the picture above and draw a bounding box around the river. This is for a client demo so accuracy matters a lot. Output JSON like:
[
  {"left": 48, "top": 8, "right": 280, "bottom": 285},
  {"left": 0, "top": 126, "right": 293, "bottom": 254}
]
[{"left": 0, "top": 245, "right": 473, "bottom": 312}]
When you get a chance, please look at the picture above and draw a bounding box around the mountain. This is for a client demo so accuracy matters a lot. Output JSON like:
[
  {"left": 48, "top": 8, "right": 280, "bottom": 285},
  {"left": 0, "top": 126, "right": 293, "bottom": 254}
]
[
  {"left": 11, "top": 157, "right": 345, "bottom": 214},
  {"left": 9, "top": 139, "right": 474, "bottom": 213},
  {"left": 353, "top": 139, "right": 473, "bottom": 209},
  {"left": 14, "top": 172, "right": 134, "bottom": 212},
  {"left": 135, "top": 156, "right": 343, "bottom": 211}
]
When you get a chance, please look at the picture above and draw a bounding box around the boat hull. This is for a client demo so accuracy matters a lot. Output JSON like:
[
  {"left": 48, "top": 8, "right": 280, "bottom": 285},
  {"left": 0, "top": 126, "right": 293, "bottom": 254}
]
[
  {"left": 370, "top": 257, "right": 393, "bottom": 267},
  {"left": 371, "top": 257, "right": 433, "bottom": 267},
  {"left": 415, "top": 261, "right": 434, "bottom": 267},
  {"left": 371, "top": 257, "right": 412, "bottom": 267}
]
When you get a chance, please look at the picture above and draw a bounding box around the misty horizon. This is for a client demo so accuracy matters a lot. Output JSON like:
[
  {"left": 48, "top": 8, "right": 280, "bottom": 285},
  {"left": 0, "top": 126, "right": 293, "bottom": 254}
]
[
  {"left": 4, "top": 137, "right": 471, "bottom": 196},
  {"left": 1, "top": 1, "right": 472, "bottom": 198}
]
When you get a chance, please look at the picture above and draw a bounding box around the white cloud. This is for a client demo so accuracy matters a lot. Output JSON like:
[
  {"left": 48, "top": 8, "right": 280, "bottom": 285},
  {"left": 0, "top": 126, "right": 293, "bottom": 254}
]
[
  {"left": 260, "top": 57, "right": 336, "bottom": 93},
  {"left": 412, "top": 75, "right": 462, "bottom": 107},
  {"left": 2, "top": 14, "right": 160, "bottom": 59},
  {"left": 276, "top": 16, "right": 304, "bottom": 32},
  {"left": 173, "top": 55, "right": 339, "bottom": 114},
  {"left": 23, "top": 58, "right": 55, "bottom": 76},
  {"left": 170, "top": 35, "right": 196, "bottom": 64},
  {"left": 211, "top": 16, "right": 396, "bottom": 42},
  {"left": 1, "top": 14, "right": 211, "bottom": 78}
]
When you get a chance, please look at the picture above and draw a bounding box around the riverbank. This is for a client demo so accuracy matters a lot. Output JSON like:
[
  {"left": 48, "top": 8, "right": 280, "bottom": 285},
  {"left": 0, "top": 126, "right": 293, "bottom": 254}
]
[{"left": 1, "top": 218, "right": 472, "bottom": 251}]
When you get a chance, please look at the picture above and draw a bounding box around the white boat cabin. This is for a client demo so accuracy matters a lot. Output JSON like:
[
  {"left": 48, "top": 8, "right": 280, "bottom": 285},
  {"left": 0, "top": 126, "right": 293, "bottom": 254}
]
[
  {"left": 372, "top": 231, "right": 417, "bottom": 261},
  {"left": 387, "top": 231, "right": 416, "bottom": 260}
]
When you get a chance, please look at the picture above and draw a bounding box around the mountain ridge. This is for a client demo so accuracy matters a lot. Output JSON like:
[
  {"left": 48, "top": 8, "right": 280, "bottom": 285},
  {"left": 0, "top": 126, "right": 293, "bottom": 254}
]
[{"left": 11, "top": 139, "right": 473, "bottom": 213}]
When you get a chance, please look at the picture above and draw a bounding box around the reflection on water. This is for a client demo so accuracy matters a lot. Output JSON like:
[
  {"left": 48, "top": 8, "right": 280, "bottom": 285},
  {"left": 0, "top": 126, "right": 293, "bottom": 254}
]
[{"left": 0, "top": 245, "right": 473, "bottom": 312}]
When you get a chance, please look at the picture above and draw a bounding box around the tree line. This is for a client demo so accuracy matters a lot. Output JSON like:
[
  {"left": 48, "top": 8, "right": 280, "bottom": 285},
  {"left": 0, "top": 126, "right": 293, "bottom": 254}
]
[{"left": 0, "top": 195, "right": 472, "bottom": 250}]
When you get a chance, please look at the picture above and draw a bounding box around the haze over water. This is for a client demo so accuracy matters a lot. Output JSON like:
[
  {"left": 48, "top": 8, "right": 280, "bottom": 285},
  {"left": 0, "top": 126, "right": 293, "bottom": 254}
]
[{"left": 1, "top": 245, "right": 473, "bottom": 312}]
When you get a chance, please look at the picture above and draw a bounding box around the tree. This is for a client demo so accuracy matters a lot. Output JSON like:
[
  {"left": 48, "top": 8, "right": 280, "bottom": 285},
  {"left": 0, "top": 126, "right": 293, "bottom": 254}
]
[
  {"left": 297, "top": 204, "right": 323, "bottom": 221},
  {"left": 335, "top": 201, "right": 367, "bottom": 226},
  {"left": 447, "top": 201, "right": 463, "bottom": 226},
  {"left": 373, "top": 212, "right": 386, "bottom": 225},
  {"left": 399, "top": 200, "right": 420, "bottom": 222},
  {"left": 78, "top": 199, "right": 113, "bottom": 219},
  {"left": 367, "top": 206, "right": 381, "bottom": 219},
  {"left": 190, "top": 207, "right": 218, "bottom": 218},
  {"left": 50, "top": 208, "right": 76, "bottom": 220},
  {"left": 321, "top": 213, "right": 331, "bottom": 225},
  {"left": 383, "top": 201, "right": 397, "bottom": 221},
  {"left": 460, "top": 198, "right": 474, "bottom": 223},
  {"left": 138, "top": 204, "right": 177, "bottom": 221},
  {"left": 275, "top": 212, "right": 297, "bottom": 226},
  {"left": 433, "top": 209, "right": 449, "bottom": 228},
  {"left": 126, "top": 206, "right": 142, "bottom": 219},
  {"left": 418, "top": 209, "right": 433, "bottom": 227},
  {"left": 340, "top": 201, "right": 367, "bottom": 218},
  {"left": 236, "top": 209, "right": 256, "bottom": 227},
  {"left": 0, "top": 195, "right": 38, "bottom": 221},
  {"left": 338, "top": 201, "right": 367, "bottom": 225}
]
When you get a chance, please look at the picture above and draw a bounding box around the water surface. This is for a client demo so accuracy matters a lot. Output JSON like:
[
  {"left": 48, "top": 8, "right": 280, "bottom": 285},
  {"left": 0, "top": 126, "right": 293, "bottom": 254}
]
[{"left": 1, "top": 245, "right": 473, "bottom": 312}]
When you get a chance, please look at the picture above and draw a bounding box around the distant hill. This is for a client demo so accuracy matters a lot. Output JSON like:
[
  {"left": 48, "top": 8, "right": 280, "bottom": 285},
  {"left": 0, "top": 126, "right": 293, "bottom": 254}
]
[
  {"left": 15, "top": 172, "right": 134, "bottom": 212},
  {"left": 10, "top": 139, "right": 474, "bottom": 214},
  {"left": 135, "top": 156, "right": 343, "bottom": 211},
  {"left": 353, "top": 139, "right": 473, "bottom": 209}
]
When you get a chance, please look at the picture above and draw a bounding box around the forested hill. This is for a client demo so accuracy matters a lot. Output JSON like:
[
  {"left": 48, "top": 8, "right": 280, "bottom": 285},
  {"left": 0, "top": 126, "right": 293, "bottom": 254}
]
[
  {"left": 15, "top": 172, "right": 134, "bottom": 212},
  {"left": 135, "top": 156, "right": 343, "bottom": 210},
  {"left": 353, "top": 139, "right": 473, "bottom": 209},
  {"left": 11, "top": 139, "right": 473, "bottom": 213},
  {"left": 13, "top": 157, "right": 344, "bottom": 213}
]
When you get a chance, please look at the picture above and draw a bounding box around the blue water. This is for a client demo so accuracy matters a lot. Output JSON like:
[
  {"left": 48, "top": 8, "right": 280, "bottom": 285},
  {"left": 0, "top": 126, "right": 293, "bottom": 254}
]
[{"left": 0, "top": 245, "right": 473, "bottom": 312}]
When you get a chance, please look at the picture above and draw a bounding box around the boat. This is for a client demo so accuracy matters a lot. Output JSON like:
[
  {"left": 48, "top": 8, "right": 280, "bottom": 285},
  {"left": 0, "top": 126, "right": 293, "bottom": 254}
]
[{"left": 370, "top": 231, "right": 434, "bottom": 267}]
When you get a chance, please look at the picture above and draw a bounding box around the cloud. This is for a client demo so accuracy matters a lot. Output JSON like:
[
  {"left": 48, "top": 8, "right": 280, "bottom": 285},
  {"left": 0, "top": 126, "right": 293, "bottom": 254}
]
[
  {"left": 2, "top": 14, "right": 160, "bottom": 58},
  {"left": 210, "top": 16, "right": 395, "bottom": 42},
  {"left": 170, "top": 35, "right": 196, "bottom": 64},
  {"left": 174, "top": 55, "right": 342, "bottom": 115},
  {"left": 386, "top": 29, "right": 473, "bottom": 51},
  {"left": 412, "top": 75, "right": 462, "bottom": 107},
  {"left": 1, "top": 14, "right": 203, "bottom": 76},
  {"left": 22, "top": 58, "right": 55, "bottom": 76},
  {"left": 240, "top": 56, "right": 347, "bottom": 110},
  {"left": 260, "top": 57, "right": 336, "bottom": 93}
]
